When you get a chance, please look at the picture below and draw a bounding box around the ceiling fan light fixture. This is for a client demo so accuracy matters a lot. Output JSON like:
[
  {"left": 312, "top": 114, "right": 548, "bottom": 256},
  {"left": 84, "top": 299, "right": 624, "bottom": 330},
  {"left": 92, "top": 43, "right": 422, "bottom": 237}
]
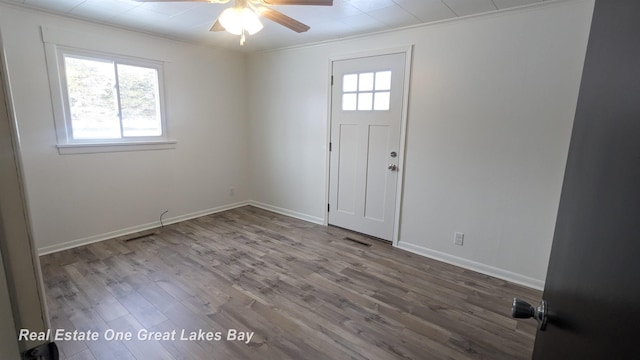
[
  {"left": 219, "top": 7, "right": 263, "bottom": 36},
  {"left": 241, "top": 8, "right": 263, "bottom": 35},
  {"left": 219, "top": 7, "right": 242, "bottom": 35}
]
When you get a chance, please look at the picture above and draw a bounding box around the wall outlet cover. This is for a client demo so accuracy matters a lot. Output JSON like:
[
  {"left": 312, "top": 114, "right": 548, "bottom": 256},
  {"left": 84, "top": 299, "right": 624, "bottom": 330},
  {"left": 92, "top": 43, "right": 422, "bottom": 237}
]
[{"left": 454, "top": 232, "right": 464, "bottom": 246}]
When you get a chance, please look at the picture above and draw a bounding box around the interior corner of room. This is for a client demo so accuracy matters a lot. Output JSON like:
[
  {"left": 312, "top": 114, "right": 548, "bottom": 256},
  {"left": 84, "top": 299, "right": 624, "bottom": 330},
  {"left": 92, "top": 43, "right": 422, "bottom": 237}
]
[
  {"left": 4, "top": 0, "right": 625, "bottom": 358},
  {"left": 1, "top": 0, "right": 595, "bottom": 289}
]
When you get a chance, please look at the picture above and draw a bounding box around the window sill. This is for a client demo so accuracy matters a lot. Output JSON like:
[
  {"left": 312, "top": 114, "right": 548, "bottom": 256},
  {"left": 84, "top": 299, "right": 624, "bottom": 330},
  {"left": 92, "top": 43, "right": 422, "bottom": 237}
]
[{"left": 56, "top": 140, "right": 177, "bottom": 155}]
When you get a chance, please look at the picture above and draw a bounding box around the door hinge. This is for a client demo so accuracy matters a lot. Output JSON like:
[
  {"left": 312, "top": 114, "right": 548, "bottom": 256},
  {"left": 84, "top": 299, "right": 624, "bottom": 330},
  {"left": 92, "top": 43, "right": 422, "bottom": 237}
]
[
  {"left": 328, "top": 203, "right": 330, "bottom": 212},
  {"left": 329, "top": 142, "right": 332, "bottom": 152},
  {"left": 331, "top": 75, "right": 334, "bottom": 86}
]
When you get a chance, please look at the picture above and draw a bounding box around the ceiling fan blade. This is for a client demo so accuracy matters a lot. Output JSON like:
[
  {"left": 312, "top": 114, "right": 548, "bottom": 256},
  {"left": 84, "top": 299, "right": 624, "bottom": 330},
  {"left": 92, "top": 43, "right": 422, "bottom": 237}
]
[
  {"left": 262, "top": 0, "right": 332, "bottom": 5},
  {"left": 258, "top": 8, "right": 310, "bottom": 33},
  {"left": 209, "top": 19, "right": 225, "bottom": 32}
]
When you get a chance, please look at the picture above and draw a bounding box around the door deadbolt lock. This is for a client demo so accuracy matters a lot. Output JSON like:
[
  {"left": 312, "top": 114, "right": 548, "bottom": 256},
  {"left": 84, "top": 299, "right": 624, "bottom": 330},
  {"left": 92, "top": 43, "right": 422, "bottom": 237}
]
[
  {"left": 512, "top": 298, "right": 548, "bottom": 331},
  {"left": 390, "top": 151, "right": 397, "bottom": 158}
]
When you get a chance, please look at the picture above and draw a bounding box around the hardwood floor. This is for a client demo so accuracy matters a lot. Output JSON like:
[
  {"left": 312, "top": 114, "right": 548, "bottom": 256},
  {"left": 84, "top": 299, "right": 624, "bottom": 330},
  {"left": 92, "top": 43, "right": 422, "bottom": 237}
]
[{"left": 40, "top": 206, "right": 541, "bottom": 360}]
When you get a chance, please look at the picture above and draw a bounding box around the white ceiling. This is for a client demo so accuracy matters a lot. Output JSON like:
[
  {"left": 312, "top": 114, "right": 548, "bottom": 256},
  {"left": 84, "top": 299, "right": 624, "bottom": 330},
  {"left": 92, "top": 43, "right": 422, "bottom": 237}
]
[{"left": 1, "top": 0, "right": 550, "bottom": 51}]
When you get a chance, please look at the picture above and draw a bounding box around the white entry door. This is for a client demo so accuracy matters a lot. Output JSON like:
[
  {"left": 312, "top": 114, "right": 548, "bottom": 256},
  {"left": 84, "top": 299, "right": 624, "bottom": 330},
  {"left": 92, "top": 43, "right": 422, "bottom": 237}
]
[{"left": 329, "top": 52, "right": 406, "bottom": 241}]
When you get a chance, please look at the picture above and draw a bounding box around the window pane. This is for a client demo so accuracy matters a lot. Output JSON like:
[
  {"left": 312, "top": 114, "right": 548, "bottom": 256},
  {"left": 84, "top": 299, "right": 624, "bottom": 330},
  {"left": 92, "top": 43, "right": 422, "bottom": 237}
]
[
  {"left": 374, "top": 91, "right": 391, "bottom": 111},
  {"left": 358, "top": 72, "right": 374, "bottom": 91},
  {"left": 358, "top": 92, "right": 373, "bottom": 111},
  {"left": 343, "top": 74, "right": 358, "bottom": 92},
  {"left": 342, "top": 93, "right": 357, "bottom": 111},
  {"left": 117, "top": 64, "right": 162, "bottom": 137},
  {"left": 64, "top": 56, "right": 120, "bottom": 140},
  {"left": 375, "top": 71, "right": 392, "bottom": 91}
]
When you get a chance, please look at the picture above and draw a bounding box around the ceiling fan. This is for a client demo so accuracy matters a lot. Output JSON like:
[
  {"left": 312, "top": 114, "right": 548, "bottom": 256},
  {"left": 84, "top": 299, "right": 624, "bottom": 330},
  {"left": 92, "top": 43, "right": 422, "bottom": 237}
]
[{"left": 135, "top": 0, "right": 334, "bottom": 45}]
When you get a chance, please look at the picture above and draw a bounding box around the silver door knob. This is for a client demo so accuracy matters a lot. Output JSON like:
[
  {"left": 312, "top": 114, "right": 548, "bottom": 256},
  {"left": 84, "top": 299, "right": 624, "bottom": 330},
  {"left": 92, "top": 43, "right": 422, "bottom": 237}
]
[
  {"left": 388, "top": 164, "right": 398, "bottom": 171},
  {"left": 512, "top": 298, "right": 548, "bottom": 330}
]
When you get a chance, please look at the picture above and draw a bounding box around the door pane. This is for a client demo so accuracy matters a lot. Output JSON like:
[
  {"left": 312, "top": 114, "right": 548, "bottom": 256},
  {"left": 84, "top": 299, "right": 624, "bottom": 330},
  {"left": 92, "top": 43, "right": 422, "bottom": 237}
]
[
  {"left": 343, "top": 93, "right": 357, "bottom": 111},
  {"left": 343, "top": 74, "right": 358, "bottom": 92},
  {"left": 375, "top": 71, "right": 392, "bottom": 91},
  {"left": 337, "top": 124, "right": 358, "bottom": 214},
  {"left": 359, "top": 72, "right": 374, "bottom": 91},
  {"left": 358, "top": 92, "right": 373, "bottom": 111},
  {"left": 365, "top": 125, "right": 390, "bottom": 221}
]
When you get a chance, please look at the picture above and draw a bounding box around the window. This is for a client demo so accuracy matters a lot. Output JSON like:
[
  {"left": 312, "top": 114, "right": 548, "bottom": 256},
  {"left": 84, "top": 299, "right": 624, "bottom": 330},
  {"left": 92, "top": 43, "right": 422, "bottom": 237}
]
[
  {"left": 64, "top": 56, "right": 162, "bottom": 140},
  {"left": 46, "top": 45, "right": 175, "bottom": 154},
  {"left": 342, "top": 71, "right": 392, "bottom": 111}
]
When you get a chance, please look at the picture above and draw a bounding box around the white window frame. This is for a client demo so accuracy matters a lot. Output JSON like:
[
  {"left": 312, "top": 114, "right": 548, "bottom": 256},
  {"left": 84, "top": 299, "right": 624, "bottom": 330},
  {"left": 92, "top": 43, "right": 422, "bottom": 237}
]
[{"left": 45, "top": 44, "right": 176, "bottom": 155}]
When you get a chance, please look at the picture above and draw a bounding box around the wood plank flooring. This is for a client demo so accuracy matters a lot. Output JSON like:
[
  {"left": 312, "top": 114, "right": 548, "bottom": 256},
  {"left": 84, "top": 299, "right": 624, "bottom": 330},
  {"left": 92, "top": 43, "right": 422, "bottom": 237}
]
[{"left": 40, "top": 206, "right": 541, "bottom": 360}]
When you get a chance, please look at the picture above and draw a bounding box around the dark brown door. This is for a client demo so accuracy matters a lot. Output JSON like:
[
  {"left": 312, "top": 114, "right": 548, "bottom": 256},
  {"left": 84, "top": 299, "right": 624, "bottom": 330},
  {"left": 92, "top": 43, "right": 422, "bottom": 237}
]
[{"left": 532, "top": 1, "right": 640, "bottom": 358}]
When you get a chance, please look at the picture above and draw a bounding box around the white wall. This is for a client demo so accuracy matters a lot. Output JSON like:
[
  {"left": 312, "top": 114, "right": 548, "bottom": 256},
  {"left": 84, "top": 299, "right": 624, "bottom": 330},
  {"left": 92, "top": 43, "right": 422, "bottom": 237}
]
[
  {"left": 247, "top": 0, "right": 595, "bottom": 288},
  {"left": 0, "top": 4, "right": 250, "bottom": 254},
  {"left": 0, "top": 0, "right": 595, "bottom": 289}
]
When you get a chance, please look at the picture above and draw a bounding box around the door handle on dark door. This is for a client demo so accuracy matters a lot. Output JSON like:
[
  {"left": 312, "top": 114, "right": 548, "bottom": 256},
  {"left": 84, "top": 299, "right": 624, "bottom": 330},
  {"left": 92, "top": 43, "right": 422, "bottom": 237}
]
[{"left": 512, "top": 298, "right": 548, "bottom": 331}]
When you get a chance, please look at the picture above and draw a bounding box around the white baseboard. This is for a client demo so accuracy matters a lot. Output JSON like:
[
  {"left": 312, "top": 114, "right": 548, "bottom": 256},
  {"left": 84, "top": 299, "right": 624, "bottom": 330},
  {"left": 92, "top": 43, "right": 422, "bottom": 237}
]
[
  {"left": 248, "top": 201, "right": 325, "bottom": 225},
  {"left": 37, "top": 201, "right": 250, "bottom": 256},
  {"left": 37, "top": 200, "right": 544, "bottom": 292},
  {"left": 397, "top": 241, "right": 545, "bottom": 290}
]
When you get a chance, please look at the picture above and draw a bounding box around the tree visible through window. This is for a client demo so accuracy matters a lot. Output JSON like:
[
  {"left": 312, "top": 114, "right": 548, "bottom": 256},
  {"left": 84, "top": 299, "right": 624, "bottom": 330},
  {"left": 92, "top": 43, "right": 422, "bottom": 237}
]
[{"left": 64, "top": 54, "right": 163, "bottom": 141}]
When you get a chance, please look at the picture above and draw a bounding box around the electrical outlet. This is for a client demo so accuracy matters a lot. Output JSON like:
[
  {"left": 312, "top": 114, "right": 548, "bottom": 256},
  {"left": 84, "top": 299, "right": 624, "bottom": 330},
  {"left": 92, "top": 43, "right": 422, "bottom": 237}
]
[{"left": 454, "top": 232, "right": 464, "bottom": 246}]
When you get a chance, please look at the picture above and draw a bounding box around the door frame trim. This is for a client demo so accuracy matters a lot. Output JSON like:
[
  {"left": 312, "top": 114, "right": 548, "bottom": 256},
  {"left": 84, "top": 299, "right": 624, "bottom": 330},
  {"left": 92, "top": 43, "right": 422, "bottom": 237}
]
[
  {"left": 0, "top": 29, "right": 51, "bottom": 353},
  {"left": 324, "top": 45, "right": 413, "bottom": 247}
]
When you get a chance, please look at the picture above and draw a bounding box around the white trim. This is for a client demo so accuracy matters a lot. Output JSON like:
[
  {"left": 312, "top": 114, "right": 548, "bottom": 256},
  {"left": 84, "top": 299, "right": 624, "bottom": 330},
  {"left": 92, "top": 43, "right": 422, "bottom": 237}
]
[
  {"left": 36, "top": 196, "right": 544, "bottom": 290},
  {"left": 323, "top": 57, "right": 333, "bottom": 226},
  {"left": 397, "top": 241, "right": 545, "bottom": 290},
  {"left": 56, "top": 140, "right": 177, "bottom": 155},
  {"left": 326, "top": 46, "right": 413, "bottom": 246},
  {"left": 393, "top": 45, "right": 412, "bottom": 248},
  {"left": 249, "top": 201, "right": 324, "bottom": 225},
  {"left": 329, "top": 46, "right": 414, "bottom": 62},
  {"left": 255, "top": 0, "right": 579, "bottom": 54},
  {"left": 43, "top": 35, "right": 171, "bottom": 150},
  {"left": 44, "top": 41, "right": 67, "bottom": 146},
  {"left": 0, "top": 29, "right": 43, "bottom": 355},
  {"left": 37, "top": 201, "right": 250, "bottom": 255}
]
